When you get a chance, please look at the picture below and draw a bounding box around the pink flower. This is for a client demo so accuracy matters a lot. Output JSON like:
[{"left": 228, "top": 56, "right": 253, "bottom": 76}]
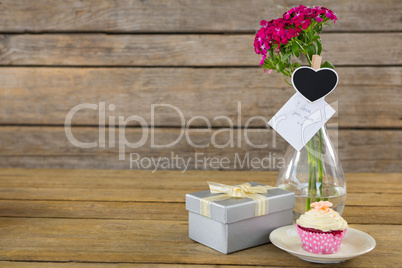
[
  {"left": 297, "top": 4, "right": 307, "bottom": 10},
  {"left": 283, "top": 12, "right": 291, "bottom": 20},
  {"left": 259, "top": 55, "right": 266, "bottom": 66},
  {"left": 273, "top": 34, "right": 281, "bottom": 44},
  {"left": 275, "top": 43, "right": 280, "bottom": 52},
  {"left": 273, "top": 18, "right": 285, "bottom": 27},
  {"left": 275, "top": 26, "right": 286, "bottom": 36},
  {"left": 286, "top": 28, "right": 296, "bottom": 39},
  {"left": 325, "top": 10, "right": 338, "bottom": 22},
  {"left": 312, "top": 6, "right": 327, "bottom": 17},
  {"left": 283, "top": 7, "right": 297, "bottom": 20},
  {"left": 260, "top": 20, "right": 273, "bottom": 27},
  {"left": 254, "top": 5, "right": 336, "bottom": 58},
  {"left": 264, "top": 69, "right": 273, "bottom": 74},
  {"left": 301, "top": 19, "right": 311, "bottom": 29}
]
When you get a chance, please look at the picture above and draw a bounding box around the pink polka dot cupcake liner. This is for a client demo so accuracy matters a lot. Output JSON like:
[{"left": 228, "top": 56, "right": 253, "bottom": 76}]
[{"left": 296, "top": 224, "right": 347, "bottom": 254}]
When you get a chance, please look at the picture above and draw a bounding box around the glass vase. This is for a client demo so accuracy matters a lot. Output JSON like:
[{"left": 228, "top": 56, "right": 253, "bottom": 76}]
[{"left": 276, "top": 125, "right": 346, "bottom": 222}]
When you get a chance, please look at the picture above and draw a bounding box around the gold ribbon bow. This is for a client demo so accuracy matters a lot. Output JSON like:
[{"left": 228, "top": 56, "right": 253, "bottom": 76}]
[{"left": 200, "top": 181, "right": 277, "bottom": 218}]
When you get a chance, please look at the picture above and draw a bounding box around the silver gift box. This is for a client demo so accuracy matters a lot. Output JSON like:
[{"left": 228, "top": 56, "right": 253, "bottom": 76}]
[{"left": 186, "top": 182, "right": 295, "bottom": 254}]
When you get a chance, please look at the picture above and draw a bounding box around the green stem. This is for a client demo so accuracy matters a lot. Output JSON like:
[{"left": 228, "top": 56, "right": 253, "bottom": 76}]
[
  {"left": 288, "top": 57, "right": 294, "bottom": 73},
  {"left": 310, "top": 137, "right": 318, "bottom": 201},
  {"left": 283, "top": 69, "right": 292, "bottom": 77},
  {"left": 305, "top": 53, "right": 312, "bottom": 66},
  {"left": 314, "top": 169, "right": 319, "bottom": 201},
  {"left": 318, "top": 128, "right": 324, "bottom": 200},
  {"left": 306, "top": 140, "right": 313, "bottom": 211},
  {"left": 306, "top": 164, "right": 312, "bottom": 212},
  {"left": 283, "top": 76, "right": 292, "bottom": 86}
]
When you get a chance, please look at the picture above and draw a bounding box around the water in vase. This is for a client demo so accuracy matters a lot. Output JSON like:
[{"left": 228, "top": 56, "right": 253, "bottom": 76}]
[
  {"left": 276, "top": 126, "right": 347, "bottom": 222},
  {"left": 278, "top": 182, "right": 346, "bottom": 222}
]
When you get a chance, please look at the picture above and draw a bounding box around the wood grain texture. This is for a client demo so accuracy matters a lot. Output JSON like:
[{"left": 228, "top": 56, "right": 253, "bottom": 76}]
[
  {"left": 0, "top": 33, "right": 400, "bottom": 66},
  {"left": 0, "top": 264, "right": 295, "bottom": 268},
  {"left": 0, "top": 169, "right": 399, "bottom": 202},
  {"left": 0, "top": 169, "right": 398, "bottom": 266},
  {"left": 0, "top": 126, "right": 400, "bottom": 172},
  {"left": 0, "top": 0, "right": 400, "bottom": 33},
  {"left": 0, "top": 67, "right": 400, "bottom": 128},
  {"left": 0, "top": 200, "right": 400, "bottom": 225},
  {"left": 0, "top": 0, "right": 399, "bottom": 264},
  {"left": 0, "top": 217, "right": 397, "bottom": 267},
  {"left": 0, "top": 263, "right": 281, "bottom": 268},
  {"left": 0, "top": 1, "right": 400, "bottom": 173}
]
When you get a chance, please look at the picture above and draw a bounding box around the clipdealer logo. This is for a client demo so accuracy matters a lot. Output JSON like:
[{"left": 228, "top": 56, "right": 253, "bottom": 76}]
[{"left": 64, "top": 102, "right": 284, "bottom": 172}]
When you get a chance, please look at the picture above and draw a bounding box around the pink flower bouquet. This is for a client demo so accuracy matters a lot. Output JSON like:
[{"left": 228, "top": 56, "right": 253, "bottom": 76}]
[{"left": 254, "top": 5, "right": 337, "bottom": 81}]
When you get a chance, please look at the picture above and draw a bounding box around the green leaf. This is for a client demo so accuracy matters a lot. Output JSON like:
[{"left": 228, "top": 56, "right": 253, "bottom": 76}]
[
  {"left": 292, "top": 42, "right": 299, "bottom": 57},
  {"left": 321, "top": 61, "right": 335, "bottom": 69},
  {"left": 315, "top": 40, "right": 322, "bottom": 55},
  {"left": 281, "top": 51, "right": 292, "bottom": 63},
  {"left": 308, "top": 31, "right": 314, "bottom": 40},
  {"left": 294, "top": 63, "right": 301, "bottom": 68},
  {"left": 306, "top": 44, "right": 316, "bottom": 58},
  {"left": 276, "top": 62, "right": 285, "bottom": 72}
]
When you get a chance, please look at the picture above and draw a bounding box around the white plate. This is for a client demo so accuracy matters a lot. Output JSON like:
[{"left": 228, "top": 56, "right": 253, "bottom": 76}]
[{"left": 269, "top": 225, "right": 376, "bottom": 264}]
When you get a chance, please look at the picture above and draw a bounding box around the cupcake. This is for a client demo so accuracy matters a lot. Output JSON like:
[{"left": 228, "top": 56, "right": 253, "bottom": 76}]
[{"left": 296, "top": 201, "right": 348, "bottom": 254}]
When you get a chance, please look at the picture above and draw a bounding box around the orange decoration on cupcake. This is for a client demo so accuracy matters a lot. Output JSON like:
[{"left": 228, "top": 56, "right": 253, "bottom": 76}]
[{"left": 310, "top": 201, "right": 333, "bottom": 210}]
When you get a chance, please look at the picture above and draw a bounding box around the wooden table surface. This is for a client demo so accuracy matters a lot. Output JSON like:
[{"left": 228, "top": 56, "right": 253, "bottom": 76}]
[{"left": 0, "top": 169, "right": 400, "bottom": 267}]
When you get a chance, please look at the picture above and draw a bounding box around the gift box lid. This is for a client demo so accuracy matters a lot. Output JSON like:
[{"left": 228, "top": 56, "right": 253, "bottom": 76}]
[{"left": 186, "top": 182, "right": 295, "bottom": 224}]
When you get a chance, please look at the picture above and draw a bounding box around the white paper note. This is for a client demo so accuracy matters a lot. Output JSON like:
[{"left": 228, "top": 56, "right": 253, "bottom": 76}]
[{"left": 268, "top": 93, "right": 335, "bottom": 151}]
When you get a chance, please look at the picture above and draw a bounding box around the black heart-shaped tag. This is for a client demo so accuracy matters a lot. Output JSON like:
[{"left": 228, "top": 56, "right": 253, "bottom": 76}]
[{"left": 291, "top": 67, "right": 339, "bottom": 102}]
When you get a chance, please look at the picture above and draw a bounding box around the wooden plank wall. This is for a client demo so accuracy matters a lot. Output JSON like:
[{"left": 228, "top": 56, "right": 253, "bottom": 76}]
[{"left": 0, "top": 0, "right": 400, "bottom": 172}]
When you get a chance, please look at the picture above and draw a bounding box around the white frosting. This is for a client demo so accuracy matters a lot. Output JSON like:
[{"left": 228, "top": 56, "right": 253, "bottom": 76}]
[{"left": 296, "top": 207, "right": 348, "bottom": 232}]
